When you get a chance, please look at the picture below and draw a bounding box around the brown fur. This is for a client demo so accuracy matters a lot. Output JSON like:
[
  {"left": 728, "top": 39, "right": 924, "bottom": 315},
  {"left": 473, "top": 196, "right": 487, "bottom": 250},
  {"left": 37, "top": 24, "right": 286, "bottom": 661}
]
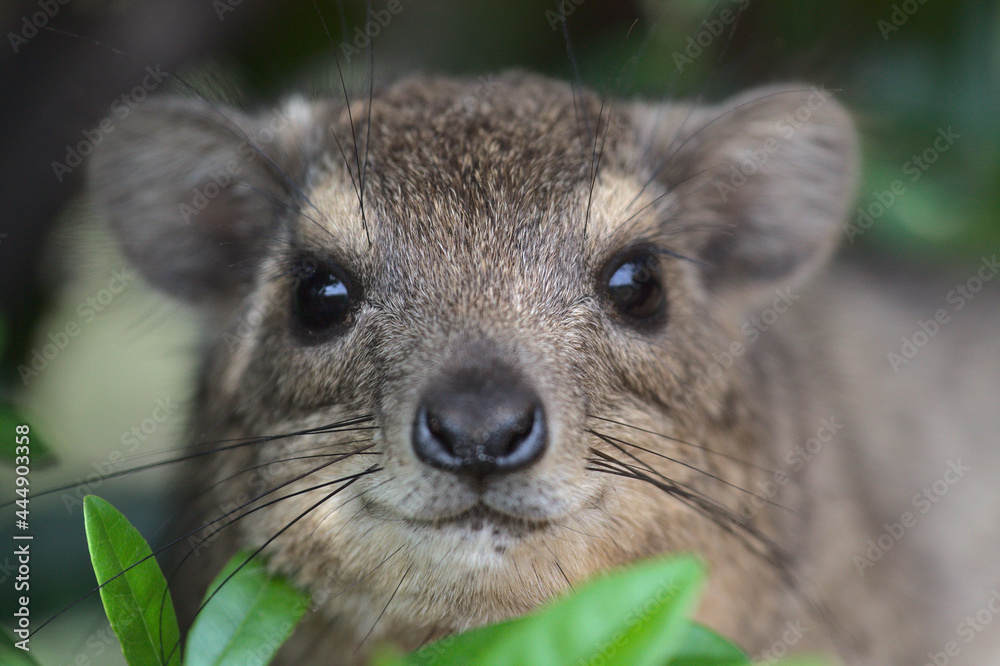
[{"left": 87, "top": 72, "right": 1000, "bottom": 664}]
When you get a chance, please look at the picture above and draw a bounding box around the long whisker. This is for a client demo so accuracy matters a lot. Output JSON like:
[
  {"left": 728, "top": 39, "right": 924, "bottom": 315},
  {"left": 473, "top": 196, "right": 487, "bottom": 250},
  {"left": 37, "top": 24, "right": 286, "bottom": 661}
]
[
  {"left": 311, "top": 0, "right": 368, "bottom": 240},
  {"left": 547, "top": 546, "right": 574, "bottom": 592},
  {"left": 166, "top": 467, "right": 379, "bottom": 663},
  {"left": 327, "top": 544, "right": 406, "bottom": 605},
  {"left": 587, "top": 442, "right": 766, "bottom": 535},
  {"left": 355, "top": 562, "right": 413, "bottom": 653},
  {"left": 583, "top": 82, "right": 609, "bottom": 239},
  {"left": 553, "top": 0, "right": 592, "bottom": 146},
  {"left": 168, "top": 463, "right": 381, "bottom": 584},
  {"left": 30, "top": 464, "right": 380, "bottom": 638},
  {"left": 587, "top": 449, "right": 778, "bottom": 562},
  {"left": 53, "top": 28, "right": 323, "bottom": 216},
  {"left": 157, "top": 441, "right": 378, "bottom": 536},
  {"left": 589, "top": 428, "right": 791, "bottom": 512},
  {"left": 359, "top": 0, "right": 376, "bottom": 249},
  {"left": 311, "top": 0, "right": 373, "bottom": 246},
  {"left": 588, "top": 414, "right": 789, "bottom": 477},
  {"left": 589, "top": 448, "right": 844, "bottom": 647},
  {"left": 5, "top": 416, "right": 376, "bottom": 508}
]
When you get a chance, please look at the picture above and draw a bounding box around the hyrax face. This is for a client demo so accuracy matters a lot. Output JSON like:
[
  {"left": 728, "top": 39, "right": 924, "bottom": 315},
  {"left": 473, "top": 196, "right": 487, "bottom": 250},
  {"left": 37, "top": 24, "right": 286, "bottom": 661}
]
[{"left": 89, "top": 73, "right": 856, "bottom": 649}]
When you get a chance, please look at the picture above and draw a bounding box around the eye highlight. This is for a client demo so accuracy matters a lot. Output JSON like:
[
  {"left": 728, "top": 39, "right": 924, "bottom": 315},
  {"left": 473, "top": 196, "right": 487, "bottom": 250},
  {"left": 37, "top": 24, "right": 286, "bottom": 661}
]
[
  {"left": 604, "top": 251, "right": 666, "bottom": 325},
  {"left": 292, "top": 260, "right": 353, "bottom": 337}
]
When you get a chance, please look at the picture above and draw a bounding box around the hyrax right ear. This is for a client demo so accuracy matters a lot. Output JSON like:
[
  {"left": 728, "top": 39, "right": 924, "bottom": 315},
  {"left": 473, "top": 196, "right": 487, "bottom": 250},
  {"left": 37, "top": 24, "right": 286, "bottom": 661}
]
[
  {"left": 88, "top": 96, "right": 316, "bottom": 303},
  {"left": 632, "top": 85, "right": 858, "bottom": 316}
]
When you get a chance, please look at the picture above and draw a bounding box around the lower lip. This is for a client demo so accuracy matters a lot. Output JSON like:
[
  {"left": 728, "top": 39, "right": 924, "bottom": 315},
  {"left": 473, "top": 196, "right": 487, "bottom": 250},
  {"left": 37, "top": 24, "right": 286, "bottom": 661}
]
[{"left": 426, "top": 505, "right": 548, "bottom": 536}]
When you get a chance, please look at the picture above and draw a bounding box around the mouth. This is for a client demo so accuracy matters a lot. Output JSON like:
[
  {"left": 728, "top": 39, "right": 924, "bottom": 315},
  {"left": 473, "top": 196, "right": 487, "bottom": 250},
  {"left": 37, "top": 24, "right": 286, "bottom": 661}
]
[{"left": 414, "top": 503, "right": 550, "bottom": 538}]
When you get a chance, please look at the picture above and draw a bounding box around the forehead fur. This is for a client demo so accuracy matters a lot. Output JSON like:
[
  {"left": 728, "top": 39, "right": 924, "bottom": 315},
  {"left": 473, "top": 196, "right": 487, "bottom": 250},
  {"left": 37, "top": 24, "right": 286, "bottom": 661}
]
[
  {"left": 297, "top": 73, "right": 673, "bottom": 299},
  {"left": 311, "top": 73, "right": 644, "bottom": 238}
]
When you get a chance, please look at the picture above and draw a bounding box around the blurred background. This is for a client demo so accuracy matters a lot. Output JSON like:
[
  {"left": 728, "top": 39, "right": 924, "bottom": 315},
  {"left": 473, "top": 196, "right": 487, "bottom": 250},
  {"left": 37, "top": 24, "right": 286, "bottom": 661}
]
[{"left": 1, "top": 0, "right": 997, "bottom": 662}]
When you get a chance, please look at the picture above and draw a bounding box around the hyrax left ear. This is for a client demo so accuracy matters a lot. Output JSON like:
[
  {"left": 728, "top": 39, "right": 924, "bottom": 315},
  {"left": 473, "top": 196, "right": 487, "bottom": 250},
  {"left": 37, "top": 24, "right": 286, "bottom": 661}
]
[
  {"left": 634, "top": 85, "right": 858, "bottom": 308},
  {"left": 88, "top": 96, "right": 320, "bottom": 304}
]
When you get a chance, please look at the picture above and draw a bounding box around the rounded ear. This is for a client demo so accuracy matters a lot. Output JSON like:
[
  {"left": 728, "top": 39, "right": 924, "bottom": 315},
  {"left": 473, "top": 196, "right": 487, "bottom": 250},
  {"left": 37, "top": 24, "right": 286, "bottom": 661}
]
[
  {"left": 88, "top": 95, "right": 321, "bottom": 303},
  {"left": 632, "top": 85, "right": 859, "bottom": 312}
]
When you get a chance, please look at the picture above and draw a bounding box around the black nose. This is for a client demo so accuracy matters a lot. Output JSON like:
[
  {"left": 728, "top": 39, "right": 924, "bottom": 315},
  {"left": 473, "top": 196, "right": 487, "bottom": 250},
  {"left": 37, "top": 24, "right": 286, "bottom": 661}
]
[{"left": 412, "top": 364, "right": 547, "bottom": 477}]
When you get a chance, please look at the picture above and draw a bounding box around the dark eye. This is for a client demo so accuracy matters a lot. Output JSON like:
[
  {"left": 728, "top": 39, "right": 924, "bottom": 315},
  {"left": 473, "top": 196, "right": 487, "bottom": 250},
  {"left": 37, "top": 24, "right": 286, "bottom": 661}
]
[
  {"left": 605, "top": 252, "right": 666, "bottom": 324},
  {"left": 293, "top": 262, "right": 353, "bottom": 335}
]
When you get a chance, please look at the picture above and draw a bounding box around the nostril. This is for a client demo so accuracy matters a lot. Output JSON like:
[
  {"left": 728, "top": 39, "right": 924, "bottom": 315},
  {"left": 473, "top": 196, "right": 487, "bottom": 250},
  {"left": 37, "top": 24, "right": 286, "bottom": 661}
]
[
  {"left": 413, "top": 405, "right": 462, "bottom": 471},
  {"left": 411, "top": 366, "right": 548, "bottom": 477},
  {"left": 494, "top": 406, "right": 546, "bottom": 471}
]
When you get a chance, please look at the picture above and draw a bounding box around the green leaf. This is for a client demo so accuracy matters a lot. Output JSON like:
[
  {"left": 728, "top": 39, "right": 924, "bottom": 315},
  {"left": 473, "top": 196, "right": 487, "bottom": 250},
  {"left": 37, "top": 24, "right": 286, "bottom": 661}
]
[
  {"left": 667, "top": 622, "right": 750, "bottom": 665},
  {"left": 0, "top": 626, "right": 43, "bottom": 665},
  {"left": 185, "top": 549, "right": 311, "bottom": 666},
  {"left": 83, "top": 495, "right": 180, "bottom": 665},
  {"left": 388, "top": 555, "right": 705, "bottom": 666},
  {"left": 0, "top": 410, "right": 58, "bottom": 469}
]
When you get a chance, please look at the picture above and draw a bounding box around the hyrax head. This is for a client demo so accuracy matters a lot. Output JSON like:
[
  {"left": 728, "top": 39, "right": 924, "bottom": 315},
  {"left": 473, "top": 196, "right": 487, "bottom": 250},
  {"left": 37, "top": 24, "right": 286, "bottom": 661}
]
[{"left": 89, "top": 72, "right": 856, "bottom": 633}]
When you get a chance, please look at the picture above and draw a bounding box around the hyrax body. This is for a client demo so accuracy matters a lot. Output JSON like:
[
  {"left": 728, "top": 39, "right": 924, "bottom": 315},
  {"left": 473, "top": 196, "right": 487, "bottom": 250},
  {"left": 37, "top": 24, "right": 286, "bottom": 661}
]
[{"left": 89, "top": 73, "right": 1000, "bottom": 664}]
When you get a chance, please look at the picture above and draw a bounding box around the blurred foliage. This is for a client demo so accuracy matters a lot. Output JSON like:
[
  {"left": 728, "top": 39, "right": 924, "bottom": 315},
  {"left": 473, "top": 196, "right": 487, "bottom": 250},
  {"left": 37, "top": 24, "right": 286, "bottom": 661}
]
[{"left": 211, "top": 0, "right": 998, "bottom": 265}]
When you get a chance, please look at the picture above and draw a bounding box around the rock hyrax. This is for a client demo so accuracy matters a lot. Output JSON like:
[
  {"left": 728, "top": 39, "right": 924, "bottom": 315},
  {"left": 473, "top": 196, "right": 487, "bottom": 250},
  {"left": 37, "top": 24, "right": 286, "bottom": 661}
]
[{"left": 88, "top": 72, "right": 1000, "bottom": 664}]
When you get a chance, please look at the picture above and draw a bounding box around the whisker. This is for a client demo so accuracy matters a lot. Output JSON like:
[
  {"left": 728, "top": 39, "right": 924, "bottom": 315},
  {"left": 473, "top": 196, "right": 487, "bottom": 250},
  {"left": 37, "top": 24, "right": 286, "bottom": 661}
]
[
  {"left": 310, "top": 0, "right": 368, "bottom": 240},
  {"left": 355, "top": 562, "right": 413, "bottom": 653},
  {"left": 553, "top": 0, "right": 592, "bottom": 146},
  {"left": 669, "top": 88, "right": 824, "bottom": 196},
  {"left": 327, "top": 544, "right": 406, "bottom": 605},
  {"left": 588, "top": 414, "right": 788, "bottom": 477},
  {"left": 583, "top": 76, "right": 610, "bottom": 239},
  {"left": 587, "top": 449, "right": 840, "bottom": 643},
  {"left": 30, "top": 464, "right": 379, "bottom": 639},
  {"left": 64, "top": 27, "right": 330, "bottom": 225},
  {"left": 360, "top": 0, "right": 376, "bottom": 249},
  {"left": 168, "top": 464, "right": 381, "bottom": 586},
  {"left": 166, "top": 467, "right": 378, "bottom": 663},
  {"left": 547, "top": 547, "right": 574, "bottom": 592},
  {"left": 586, "top": 449, "right": 750, "bottom": 535},
  {"left": 311, "top": 0, "right": 373, "bottom": 246},
  {"left": 589, "top": 429, "right": 792, "bottom": 512},
  {"left": 587, "top": 451, "right": 774, "bottom": 566},
  {"left": 160, "top": 441, "right": 378, "bottom": 534},
  {"left": 5, "top": 416, "right": 376, "bottom": 508},
  {"left": 243, "top": 183, "right": 326, "bottom": 232}
]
